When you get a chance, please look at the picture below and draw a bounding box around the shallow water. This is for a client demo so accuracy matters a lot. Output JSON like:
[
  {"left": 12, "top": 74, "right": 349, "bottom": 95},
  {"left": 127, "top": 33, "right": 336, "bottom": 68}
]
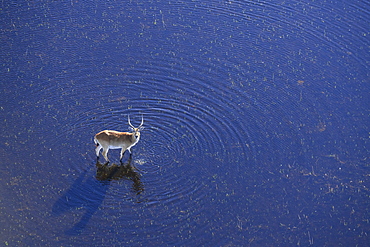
[{"left": 1, "top": 0, "right": 369, "bottom": 246}]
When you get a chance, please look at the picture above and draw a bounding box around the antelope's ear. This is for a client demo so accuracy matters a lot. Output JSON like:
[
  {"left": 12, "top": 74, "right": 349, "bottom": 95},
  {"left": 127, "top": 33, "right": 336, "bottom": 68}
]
[
  {"left": 129, "top": 126, "right": 134, "bottom": 132},
  {"left": 139, "top": 126, "right": 145, "bottom": 131}
]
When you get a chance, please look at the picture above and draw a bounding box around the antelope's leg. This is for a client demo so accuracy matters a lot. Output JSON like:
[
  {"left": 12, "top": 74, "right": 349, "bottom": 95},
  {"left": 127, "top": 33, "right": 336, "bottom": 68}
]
[
  {"left": 95, "top": 144, "right": 102, "bottom": 158},
  {"left": 102, "top": 148, "right": 109, "bottom": 162},
  {"left": 126, "top": 148, "right": 134, "bottom": 159},
  {"left": 120, "top": 148, "right": 127, "bottom": 161}
]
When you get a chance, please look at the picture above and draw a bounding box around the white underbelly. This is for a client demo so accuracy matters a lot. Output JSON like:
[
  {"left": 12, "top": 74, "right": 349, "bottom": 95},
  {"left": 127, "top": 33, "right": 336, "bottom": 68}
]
[{"left": 108, "top": 145, "right": 124, "bottom": 149}]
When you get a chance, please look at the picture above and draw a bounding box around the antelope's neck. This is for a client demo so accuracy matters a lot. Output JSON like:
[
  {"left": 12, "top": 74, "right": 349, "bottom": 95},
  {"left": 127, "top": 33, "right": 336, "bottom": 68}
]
[
  {"left": 128, "top": 134, "right": 140, "bottom": 150},
  {"left": 133, "top": 134, "right": 140, "bottom": 144}
]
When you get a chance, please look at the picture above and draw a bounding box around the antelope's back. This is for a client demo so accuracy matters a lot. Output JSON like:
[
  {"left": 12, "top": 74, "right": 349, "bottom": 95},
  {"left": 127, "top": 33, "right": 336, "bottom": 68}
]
[{"left": 95, "top": 130, "right": 133, "bottom": 146}]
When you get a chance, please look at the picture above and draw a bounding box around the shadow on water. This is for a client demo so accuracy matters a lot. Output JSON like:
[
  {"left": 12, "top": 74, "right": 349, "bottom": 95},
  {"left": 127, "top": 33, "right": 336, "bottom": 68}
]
[{"left": 52, "top": 157, "right": 143, "bottom": 236}]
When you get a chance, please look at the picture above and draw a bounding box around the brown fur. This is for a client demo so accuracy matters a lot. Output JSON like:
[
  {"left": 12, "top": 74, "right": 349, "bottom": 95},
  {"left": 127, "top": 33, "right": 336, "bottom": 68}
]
[{"left": 94, "top": 116, "right": 143, "bottom": 162}]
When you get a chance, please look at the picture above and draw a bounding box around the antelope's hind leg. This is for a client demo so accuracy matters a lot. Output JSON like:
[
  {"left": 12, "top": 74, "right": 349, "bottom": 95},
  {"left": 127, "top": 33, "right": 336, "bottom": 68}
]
[
  {"left": 95, "top": 144, "right": 102, "bottom": 159},
  {"left": 102, "top": 148, "right": 109, "bottom": 162}
]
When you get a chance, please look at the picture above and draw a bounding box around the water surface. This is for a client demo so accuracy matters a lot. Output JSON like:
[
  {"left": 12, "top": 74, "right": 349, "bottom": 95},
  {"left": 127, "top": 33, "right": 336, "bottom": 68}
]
[{"left": 1, "top": 0, "right": 369, "bottom": 246}]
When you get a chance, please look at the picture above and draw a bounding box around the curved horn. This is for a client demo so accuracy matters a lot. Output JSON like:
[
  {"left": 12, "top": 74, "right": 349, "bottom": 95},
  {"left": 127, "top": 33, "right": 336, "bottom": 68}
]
[
  {"left": 139, "top": 115, "right": 144, "bottom": 128},
  {"left": 128, "top": 115, "right": 135, "bottom": 128}
]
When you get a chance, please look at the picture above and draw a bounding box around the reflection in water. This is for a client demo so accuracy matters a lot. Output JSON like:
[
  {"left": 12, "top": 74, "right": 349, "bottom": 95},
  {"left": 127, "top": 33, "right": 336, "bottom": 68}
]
[
  {"left": 96, "top": 157, "right": 144, "bottom": 195},
  {"left": 52, "top": 158, "right": 143, "bottom": 235}
]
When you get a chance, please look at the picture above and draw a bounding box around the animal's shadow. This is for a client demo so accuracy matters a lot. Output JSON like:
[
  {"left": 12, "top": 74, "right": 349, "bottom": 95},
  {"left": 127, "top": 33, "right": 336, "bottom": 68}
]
[{"left": 52, "top": 157, "right": 143, "bottom": 235}]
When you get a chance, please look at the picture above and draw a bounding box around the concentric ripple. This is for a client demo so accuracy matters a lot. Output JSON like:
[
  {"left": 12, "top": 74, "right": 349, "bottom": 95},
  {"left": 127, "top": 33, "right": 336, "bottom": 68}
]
[{"left": 2, "top": 0, "right": 368, "bottom": 245}]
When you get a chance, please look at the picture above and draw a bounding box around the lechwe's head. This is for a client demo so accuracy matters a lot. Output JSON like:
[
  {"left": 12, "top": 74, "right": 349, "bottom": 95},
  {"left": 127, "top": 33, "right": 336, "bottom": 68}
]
[{"left": 128, "top": 115, "right": 144, "bottom": 138}]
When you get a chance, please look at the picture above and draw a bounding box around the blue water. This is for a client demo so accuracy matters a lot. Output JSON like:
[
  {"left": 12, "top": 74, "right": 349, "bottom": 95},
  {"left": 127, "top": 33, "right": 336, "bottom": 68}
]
[{"left": 1, "top": 0, "right": 369, "bottom": 246}]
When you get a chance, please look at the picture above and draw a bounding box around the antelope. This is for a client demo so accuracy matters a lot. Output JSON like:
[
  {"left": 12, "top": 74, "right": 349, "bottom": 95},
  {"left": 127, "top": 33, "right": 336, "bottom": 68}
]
[{"left": 94, "top": 116, "right": 144, "bottom": 162}]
